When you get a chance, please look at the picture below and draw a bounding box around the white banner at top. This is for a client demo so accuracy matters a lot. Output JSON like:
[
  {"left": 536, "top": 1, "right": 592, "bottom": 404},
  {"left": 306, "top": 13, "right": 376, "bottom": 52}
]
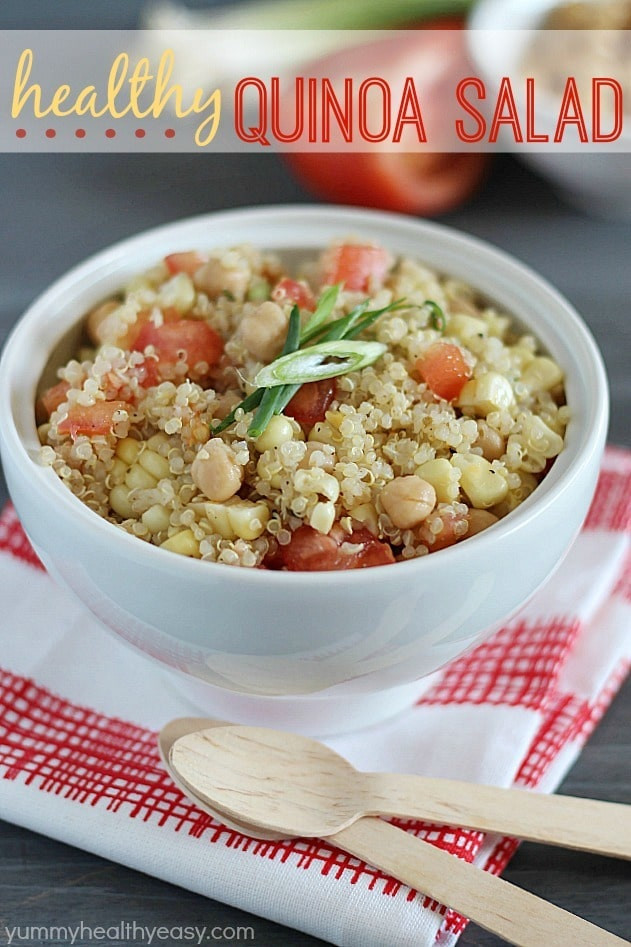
[{"left": 0, "top": 30, "right": 628, "bottom": 152}]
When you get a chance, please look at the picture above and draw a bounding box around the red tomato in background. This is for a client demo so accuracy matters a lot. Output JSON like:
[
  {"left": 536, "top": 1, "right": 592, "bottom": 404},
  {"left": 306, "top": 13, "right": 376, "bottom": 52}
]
[
  {"left": 283, "top": 19, "right": 490, "bottom": 216},
  {"left": 132, "top": 320, "right": 224, "bottom": 383}
]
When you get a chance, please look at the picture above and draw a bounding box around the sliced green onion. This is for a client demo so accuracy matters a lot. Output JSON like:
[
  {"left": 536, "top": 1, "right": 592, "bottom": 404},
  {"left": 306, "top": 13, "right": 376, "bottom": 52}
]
[
  {"left": 303, "top": 299, "right": 371, "bottom": 345},
  {"left": 344, "top": 299, "right": 408, "bottom": 339},
  {"left": 425, "top": 300, "right": 446, "bottom": 333},
  {"left": 300, "top": 284, "right": 341, "bottom": 341},
  {"left": 254, "top": 339, "right": 387, "bottom": 388},
  {"left": 247, "top": 279, "right": 271, "bottom": 302},
  {"left": 222, "top": 289, "right": 236, "bottom": 302}
]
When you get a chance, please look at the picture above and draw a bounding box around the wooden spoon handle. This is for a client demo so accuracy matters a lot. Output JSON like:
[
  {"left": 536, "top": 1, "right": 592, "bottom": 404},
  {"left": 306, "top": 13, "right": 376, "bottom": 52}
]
[
  {"left": 364, "top": 774, "right": 631, "bottom": 860},
  {"left": 333, "top": 818, "right": 626, "bottom": 947}
]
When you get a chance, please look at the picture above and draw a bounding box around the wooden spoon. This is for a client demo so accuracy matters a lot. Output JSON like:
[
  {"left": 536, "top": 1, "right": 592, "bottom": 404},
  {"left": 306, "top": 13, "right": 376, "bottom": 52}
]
[
  {"left": 169, "top": 723, "right": 631, "bottom": 859},
  {"left": 158, "top": 716, "right": 284, "bottom": 840},
  {"left": 167, "top": 724, "right": 627, "bottom": 947}
]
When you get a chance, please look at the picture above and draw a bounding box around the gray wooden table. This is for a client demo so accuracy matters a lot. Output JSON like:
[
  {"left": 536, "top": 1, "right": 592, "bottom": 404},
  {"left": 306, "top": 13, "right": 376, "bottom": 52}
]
[{"left": 0, "top": 3, "right": 630, "bottom": 944}]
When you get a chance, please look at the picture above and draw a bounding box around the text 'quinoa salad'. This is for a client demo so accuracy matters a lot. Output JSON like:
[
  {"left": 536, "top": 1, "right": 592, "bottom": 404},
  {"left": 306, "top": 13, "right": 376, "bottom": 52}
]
[{"left": 37, "top": 242, "right": 568, "bottom": 571}]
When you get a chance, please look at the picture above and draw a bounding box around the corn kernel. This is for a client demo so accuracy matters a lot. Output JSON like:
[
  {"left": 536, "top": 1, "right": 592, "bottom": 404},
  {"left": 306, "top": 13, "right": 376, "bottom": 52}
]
[
  {"left": 109, "top": 457, "right": 128, "bottom": 485},
  {"left": 147, "top": 432, "right": 170, "bottom": 451},
  {"left": 520, "top": 356, "right": 563, "bottom": 393},
  {"left": 125, "top": 462, "right": 158, "bottom": 491},
  {"left": 415, "top": 458, "right": 459, "bottom": 503},
  {"left": 116, "top": 437, "right": 142, "bottom": 465},
  {"left": 109, "top": 485, "right": 134, "bottom": 518},
  {"left": 349, "top": 502, "right": 379, "bottom": 535},
  {"left": 521, "top": 415, "right": 565, "bottom": 458},
  {"left": 138, "top": 449, "right": 171, "bottom": 481},
  {"left": 204, "top": 502, "right": 234, "bottom": 539},
  {"left": 308, "top": 420, "right": 340, "bottom": 445},
  {"left": 448, "top": 314, "right": 488, "bottom": 341},
  {"left": 309, "top": 501, "right": 336, "bottom": 535},
  {"left": 457, "top": 372, "right": 515, "bottom": 416},
  {"left": 159, "top": 272, "right": 196, "bottom": 314},
  {"left": 294, "top": 468, "right": 340, "bottom": 502},
  {"left": 452, "top": 453, "right": 509, "bottom": 509},
  {"left": 161, "top": 529, "right": 201, "bottom": 557},
  {"left": 37, "top": 423, "right": 50, "bottom": 445},
  {"left": 228, "top": 500, "right": 270, "bottom": 540},
  {"left": 255, "top": 415, "right": 295, "bottom": 452},
  {"left": 141, "top": 504, "right": 171, "bottom": 533}
]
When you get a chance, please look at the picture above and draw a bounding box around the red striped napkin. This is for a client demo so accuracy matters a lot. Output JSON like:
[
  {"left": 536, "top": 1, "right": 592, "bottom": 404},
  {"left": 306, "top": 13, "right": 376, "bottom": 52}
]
[{"left": 0, "top": 447, "right": 629, "bottom": 946}]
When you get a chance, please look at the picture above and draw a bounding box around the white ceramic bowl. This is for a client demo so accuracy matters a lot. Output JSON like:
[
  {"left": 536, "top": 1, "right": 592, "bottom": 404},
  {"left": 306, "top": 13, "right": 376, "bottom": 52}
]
[
  {"left": 468, "top": 0, "right": 631, "bottom": 220},
  {"left": 0, "top": 206, "right": 608, "bottom": 734}
]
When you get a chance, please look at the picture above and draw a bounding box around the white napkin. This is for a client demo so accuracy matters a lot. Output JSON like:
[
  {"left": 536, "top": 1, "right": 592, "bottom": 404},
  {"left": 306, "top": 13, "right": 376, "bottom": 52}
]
[{"left": 0, "top": 447, "right": 629, "bottom": 947}]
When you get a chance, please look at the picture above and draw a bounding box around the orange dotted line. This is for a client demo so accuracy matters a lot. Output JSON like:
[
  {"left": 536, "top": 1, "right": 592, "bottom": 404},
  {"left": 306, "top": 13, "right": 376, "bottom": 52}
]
[{"left": 14, "top": 128, "right": 176, "bottom": 139}]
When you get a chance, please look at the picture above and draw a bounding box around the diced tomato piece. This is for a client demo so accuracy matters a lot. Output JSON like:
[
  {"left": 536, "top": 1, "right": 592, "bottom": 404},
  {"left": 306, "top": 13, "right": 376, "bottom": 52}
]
[
  {"left": 320, "top": 244, "right": 391, "bottom": 292},
  {"left": 284, "top": 380, "right": 336, "bottom": 431},
  {"left": 415, "top": 343, "right": 472, "bottom": 402},
  {"left": 131, "top": 357, "right": 160, "bottom": 389},
  {"left": 57, "top": 400, "right": 130, "bottom": 439},
  {"left": 278, "top": 524, "right": 394, "bottom": 572},
  {"left": 37, "top": 380, "right": 71, "bottom": 422},
  {"left": 115, "top": 306, "right": 181, "bottom": 350},
  {"left": 132, "top": 319, "right": 224, "bottom": 383},
  {"left": 278, "top": 527, "right": 341, "bottom": 572},
  {"left": 337, "top": 527, "right": 396, "bottom": 569},
  {"left": 164, "top": 251, "right": 207, "bottom": 276},
  {"left": 272, "top": 278, "right": 316, "bottom": 312}
]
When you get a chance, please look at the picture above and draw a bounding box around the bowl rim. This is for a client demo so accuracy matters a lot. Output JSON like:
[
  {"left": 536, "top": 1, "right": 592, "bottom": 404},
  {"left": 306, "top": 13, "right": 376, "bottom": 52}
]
[{"left": 0, "top": 203, "right": 609, "bottom": 588}]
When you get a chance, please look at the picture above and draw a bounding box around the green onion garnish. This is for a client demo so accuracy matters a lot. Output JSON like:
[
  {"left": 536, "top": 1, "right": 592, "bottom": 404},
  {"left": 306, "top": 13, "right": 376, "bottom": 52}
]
[
  {"left": 426, "top": 300, "right": 446, "bottom": 333},
  {"left": 300, "top": 284, "right": 341, "bottom": 341},
  {"left": 254, "top": 340, "right": 387, "bottom": 388},
  {"left": 210, "top": 287, "right": 409, "bottom": 439}
]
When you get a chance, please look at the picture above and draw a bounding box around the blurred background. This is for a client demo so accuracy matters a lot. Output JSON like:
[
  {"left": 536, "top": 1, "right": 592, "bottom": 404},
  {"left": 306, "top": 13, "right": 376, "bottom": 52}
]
[{"left": 0, "top": 1, "right": 630, "bottom": 944}]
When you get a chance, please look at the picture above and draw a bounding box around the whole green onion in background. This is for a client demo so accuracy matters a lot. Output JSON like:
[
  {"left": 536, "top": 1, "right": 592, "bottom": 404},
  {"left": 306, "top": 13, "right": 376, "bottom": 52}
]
[
  {"left": 144, "top": 0, "right": 474, "bottom": 33},
  {"left": 142, "top": 0, "right": 475, "bottom": 91}
]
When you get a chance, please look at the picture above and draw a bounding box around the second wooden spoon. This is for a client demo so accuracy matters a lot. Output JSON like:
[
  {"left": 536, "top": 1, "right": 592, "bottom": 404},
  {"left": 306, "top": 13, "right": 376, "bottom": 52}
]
[
  {"left": 169, "top": 723, "right": 627, "bottom": 947},
  {"left": 170, "top": 723, "right": 631, "bottom": 859}
]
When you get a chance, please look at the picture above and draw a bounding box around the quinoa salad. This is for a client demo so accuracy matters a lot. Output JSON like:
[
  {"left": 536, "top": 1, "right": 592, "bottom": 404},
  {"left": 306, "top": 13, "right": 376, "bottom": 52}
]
[{"left": 36, "top": 241, "right": 569, "bottom": 571}]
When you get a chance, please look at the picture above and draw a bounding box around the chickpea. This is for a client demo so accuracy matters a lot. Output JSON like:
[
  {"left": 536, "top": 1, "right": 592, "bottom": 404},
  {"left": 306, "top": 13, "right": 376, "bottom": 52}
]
[
  {"left": 193, "top": 259, "right": 249, "bottom": 300},
  {"left": 86, "top": 300, "right": 119, "bottom": 345},
  {"left": 239, "top": 301, "right": 288, "bottom": 363},
  {"left": 466, "top": 509, "right": 498, "bottom": 536},
  {"left": 473, "top": 420, "right": 505, "bottom": 462},
  {"left": 381, "top": 476, "right": 436, "bottom": 529},
  {"left": 191, "top": 439, "right": 243, "bottom": 502}
]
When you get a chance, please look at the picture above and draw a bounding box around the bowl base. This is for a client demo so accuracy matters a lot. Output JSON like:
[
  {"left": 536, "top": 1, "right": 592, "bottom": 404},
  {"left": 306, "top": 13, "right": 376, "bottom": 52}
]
[{"left": 162, "top": 672, "right": 436, "bottom": 737}]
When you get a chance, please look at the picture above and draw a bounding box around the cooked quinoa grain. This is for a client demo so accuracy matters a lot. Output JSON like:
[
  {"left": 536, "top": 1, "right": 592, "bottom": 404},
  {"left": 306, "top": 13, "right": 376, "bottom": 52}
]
[{"left": 37, "top": 241, "right": 568, "bottom": 570}]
